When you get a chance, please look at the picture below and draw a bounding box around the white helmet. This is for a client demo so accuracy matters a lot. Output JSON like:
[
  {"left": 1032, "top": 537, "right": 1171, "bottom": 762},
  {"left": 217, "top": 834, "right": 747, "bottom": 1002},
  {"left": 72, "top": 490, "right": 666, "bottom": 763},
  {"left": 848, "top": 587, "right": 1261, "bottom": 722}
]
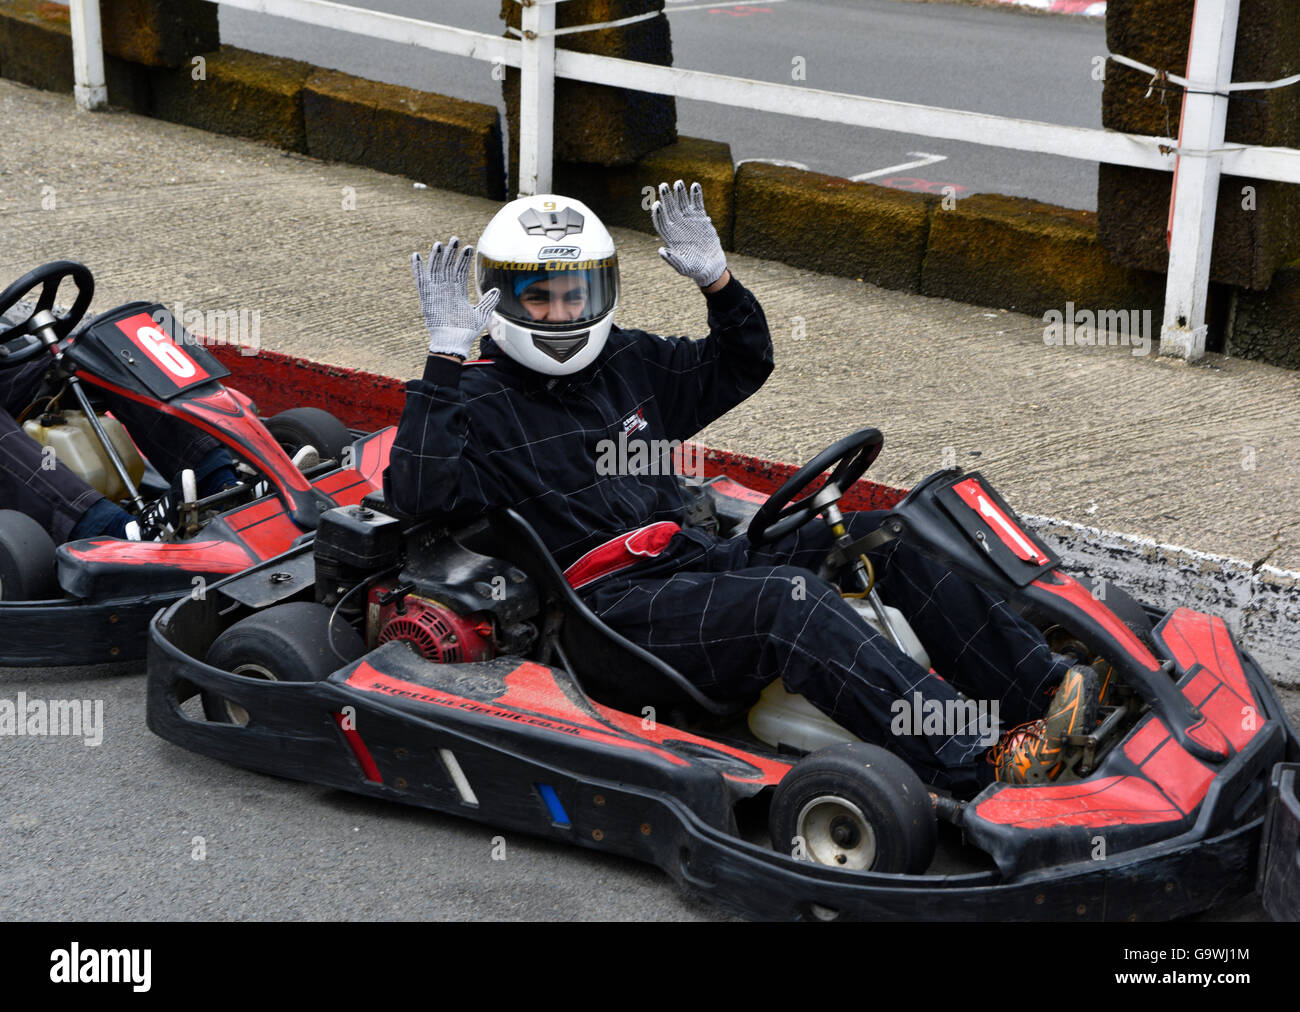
[{"left": 474, "top": 194, "right": 619, "bottom": 376}]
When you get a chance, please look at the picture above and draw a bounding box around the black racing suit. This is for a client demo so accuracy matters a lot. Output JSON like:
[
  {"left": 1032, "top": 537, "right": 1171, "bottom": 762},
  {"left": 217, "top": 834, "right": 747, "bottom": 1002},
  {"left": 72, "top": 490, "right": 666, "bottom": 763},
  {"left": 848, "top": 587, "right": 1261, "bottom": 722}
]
[{"left": 384, "top": 275, "right": 1068, "bottom": 793}]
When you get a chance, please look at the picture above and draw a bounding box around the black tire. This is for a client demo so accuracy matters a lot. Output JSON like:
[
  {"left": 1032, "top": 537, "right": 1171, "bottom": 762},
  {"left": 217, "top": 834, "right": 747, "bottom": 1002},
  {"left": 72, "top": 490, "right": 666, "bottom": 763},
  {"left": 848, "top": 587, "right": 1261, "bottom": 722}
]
[
  {"left": 202, "top": 601, "right": 366, "bottom": 725},
  {"left": 264, "top": 407, "right": 352, "bottom": 464},
  {"left": 769, "top": 742, "right": 937, "bottom": 874},
  {"left": 0, "top": 510, "right": 59, "bottom": 601}
]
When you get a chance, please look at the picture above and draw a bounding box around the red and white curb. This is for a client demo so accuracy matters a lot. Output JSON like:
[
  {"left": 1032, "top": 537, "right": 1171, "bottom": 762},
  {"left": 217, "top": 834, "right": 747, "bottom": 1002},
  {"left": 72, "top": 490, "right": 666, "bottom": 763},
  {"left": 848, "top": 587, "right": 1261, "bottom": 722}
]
[{"left": 997, "top": 0, "right": 1106, "bottom": 15}]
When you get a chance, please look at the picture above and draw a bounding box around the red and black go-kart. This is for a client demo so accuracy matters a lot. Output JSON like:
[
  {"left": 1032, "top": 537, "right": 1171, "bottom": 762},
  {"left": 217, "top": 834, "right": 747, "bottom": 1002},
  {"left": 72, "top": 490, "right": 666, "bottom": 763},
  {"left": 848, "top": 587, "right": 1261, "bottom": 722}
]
[
  {"left": 0, "top": 261, "right": 394, "bottom": 666},
  {"left": 146, "top": 427, "right": 1300, "bottom": 921}
]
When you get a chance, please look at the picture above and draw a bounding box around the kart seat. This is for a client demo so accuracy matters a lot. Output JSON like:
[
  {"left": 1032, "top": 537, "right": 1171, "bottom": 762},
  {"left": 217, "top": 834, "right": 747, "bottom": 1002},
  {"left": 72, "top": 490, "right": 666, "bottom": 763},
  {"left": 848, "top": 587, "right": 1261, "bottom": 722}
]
[{"left": 458, "top": 508, "right": 743, "bottom": 721}]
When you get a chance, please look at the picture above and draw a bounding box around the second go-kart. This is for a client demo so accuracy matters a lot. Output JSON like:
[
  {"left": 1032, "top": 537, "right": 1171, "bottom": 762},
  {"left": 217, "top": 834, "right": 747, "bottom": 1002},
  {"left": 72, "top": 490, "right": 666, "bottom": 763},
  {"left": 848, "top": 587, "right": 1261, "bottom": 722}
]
[
  {"left": 145, "top": 427, "right": 1300, "bottom": 921},
  {"left": 0, "top": 261, "right": 394, "bottom": 666}
]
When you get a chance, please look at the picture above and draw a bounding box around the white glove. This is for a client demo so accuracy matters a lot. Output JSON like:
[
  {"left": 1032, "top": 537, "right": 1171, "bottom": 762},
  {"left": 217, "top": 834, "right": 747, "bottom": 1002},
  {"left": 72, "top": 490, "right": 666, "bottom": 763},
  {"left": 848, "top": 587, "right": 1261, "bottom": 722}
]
[
  {"left": 650, "top": 180, "right": 728, "bottom": 288},
  {"left": 412, "top": 237, "right": 500, "bottom": 358}
]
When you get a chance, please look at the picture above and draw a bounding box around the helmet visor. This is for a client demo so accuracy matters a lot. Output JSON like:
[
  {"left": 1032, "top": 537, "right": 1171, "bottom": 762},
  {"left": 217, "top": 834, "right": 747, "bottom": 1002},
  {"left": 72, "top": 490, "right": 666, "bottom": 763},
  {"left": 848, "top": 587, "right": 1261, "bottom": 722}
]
[{"left": 477, "top": 253, "right": 618, "bottom": 331}]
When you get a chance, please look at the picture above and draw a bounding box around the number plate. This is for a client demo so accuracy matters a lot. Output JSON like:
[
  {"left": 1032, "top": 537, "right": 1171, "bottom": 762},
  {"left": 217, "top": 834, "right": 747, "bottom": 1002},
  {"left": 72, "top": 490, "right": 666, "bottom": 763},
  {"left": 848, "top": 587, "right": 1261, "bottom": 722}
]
[{"left": 85, "top": 307, "right": 229, "bottom": 400}]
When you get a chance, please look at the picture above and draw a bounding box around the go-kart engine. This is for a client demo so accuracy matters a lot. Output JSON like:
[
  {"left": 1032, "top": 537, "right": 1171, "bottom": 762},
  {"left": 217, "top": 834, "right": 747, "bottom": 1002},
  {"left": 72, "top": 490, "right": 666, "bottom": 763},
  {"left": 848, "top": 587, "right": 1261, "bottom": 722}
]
[
  {"left": 314, "top": 504, "right": 543, "bottom": 660},
  {"left": 367, "top": 587, "right": 495, "bottom": 663}
]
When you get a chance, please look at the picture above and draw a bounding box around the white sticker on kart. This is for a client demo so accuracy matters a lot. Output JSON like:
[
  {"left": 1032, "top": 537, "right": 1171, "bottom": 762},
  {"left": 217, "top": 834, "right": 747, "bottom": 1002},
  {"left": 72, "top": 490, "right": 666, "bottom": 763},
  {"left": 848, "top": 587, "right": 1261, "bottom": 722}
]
[
  {"left": 116, "top": 312, "right": 210, "bottom": 386},
  {"left": 953, "top": 477, "right": 1048, "bottom": 565}
]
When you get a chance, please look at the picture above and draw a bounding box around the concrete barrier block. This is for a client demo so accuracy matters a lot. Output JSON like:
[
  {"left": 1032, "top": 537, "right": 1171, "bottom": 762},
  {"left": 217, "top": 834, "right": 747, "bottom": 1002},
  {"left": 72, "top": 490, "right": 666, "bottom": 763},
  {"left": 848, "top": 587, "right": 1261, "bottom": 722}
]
[
  {"left": 0, "top": 0, "right": 150, "bottom": 111},
  {"left": 1097, "top": 165, "right": 1296, "bottom": 291},
  {"left": 150, "top": 46, "right": 313, "bottom": 153},
  {"left": 922, "top": 193, "right": 1164, "bottom": 318},
  {"left": 734, "top": 162, "right": 933, "bottom": 293},
  {"left": 1103, "top": 0, "right": 1192, "bottom": 138},
  {"left": 1101, "top": 0, "right": 1300, "bottom": 290},
  {"left": 1226, "top": 258, "right": 1300, "bottom": 369},
  {"left": 552, "top": 136, "right": 735, "bottom": 246},
  {"left": 100, "top": 0, "right": 218, "bottom": 69},
  {"left": 1107, "top": 0, "right": 1300, "bottom": 148},
  {"left": 303, "top": 69, "right": 505, "bottom": 199},
  {"left": 501, "top": 0, "right": 675, "bottom": 184}
]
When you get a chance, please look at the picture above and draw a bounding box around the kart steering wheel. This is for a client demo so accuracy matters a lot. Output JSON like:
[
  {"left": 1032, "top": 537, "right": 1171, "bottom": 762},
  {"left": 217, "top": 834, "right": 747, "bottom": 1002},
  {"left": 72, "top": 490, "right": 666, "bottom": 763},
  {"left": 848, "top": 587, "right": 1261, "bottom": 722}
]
[
  {"left": 747, "top": 428, "right": 884, "bottom": 545},
  {"left": 0, "top": 261, "right": 95, "bottom": 369}
]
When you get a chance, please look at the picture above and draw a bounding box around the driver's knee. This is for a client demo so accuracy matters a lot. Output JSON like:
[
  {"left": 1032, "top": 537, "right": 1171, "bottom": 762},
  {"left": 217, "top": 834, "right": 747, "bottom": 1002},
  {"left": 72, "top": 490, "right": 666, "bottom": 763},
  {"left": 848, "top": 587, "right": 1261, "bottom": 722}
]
[
  {"left": 745, "top": 564, "right": 841, "bottom": 625},
  {"left": 756, "top": 564, "right": 890, "bottom": 643},
  {"left": 843, "top": 510, "right": 891, "bottom": 539},
  {"left": 754, "top": 509, "right": 890, "bottom": 567}
]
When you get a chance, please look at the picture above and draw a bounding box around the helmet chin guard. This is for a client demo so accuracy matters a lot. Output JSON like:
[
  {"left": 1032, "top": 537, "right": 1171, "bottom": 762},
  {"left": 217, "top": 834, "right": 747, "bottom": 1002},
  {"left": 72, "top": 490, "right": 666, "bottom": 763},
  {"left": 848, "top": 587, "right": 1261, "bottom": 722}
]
[
  {"left": 476, "top": 194, "right": 618, "bottom": 376},
  {"left": 486, "top": 314, "right": 614, "bottom": 377}
]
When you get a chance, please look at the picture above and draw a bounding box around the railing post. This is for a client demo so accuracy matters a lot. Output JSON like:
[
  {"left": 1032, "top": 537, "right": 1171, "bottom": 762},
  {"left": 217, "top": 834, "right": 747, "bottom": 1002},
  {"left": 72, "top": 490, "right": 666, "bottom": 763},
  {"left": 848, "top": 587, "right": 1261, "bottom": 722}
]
[
  {"left": 517, "top": 0, "right": 556, "bottom": 196},
  {"left": 1159, "top": 0, "right": 1241, "bottom": 360},
  {"left": 68, "top": 0, "right": 108, "bottom": 111}
]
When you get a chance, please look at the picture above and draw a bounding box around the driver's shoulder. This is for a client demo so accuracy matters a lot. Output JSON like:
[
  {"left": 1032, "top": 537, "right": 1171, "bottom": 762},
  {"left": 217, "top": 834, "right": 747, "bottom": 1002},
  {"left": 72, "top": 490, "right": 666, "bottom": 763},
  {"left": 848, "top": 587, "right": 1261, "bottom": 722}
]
[
  {"left": 608, "top": 323, "right": 672, "bottom": 347},
  {"left": 593, "top": 326, "right": 672, "bottom": 374}
]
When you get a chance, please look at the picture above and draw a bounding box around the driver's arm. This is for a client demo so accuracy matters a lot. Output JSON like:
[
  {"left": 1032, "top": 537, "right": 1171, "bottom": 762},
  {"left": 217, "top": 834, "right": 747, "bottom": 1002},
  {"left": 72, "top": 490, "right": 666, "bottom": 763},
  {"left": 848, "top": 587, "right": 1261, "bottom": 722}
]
[
  {"left": 383, "top": 357, "right": 508, "bottom": 518},
  {"left": 633, "top": 273, "right": 773, "bottom": 442},
  {"left": 642, "top": 181, "right": 773, "bottom": 441},
  {"left": 384, "top": 239, "right": 507, "bottom": 518}
]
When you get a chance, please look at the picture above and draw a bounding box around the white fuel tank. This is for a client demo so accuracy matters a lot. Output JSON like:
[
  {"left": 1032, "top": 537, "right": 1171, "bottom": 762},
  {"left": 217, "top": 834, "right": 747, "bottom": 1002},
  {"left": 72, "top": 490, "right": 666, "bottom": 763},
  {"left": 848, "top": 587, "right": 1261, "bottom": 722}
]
[{"left": 22, "top": 411, "right": 146, "bottom": 504}]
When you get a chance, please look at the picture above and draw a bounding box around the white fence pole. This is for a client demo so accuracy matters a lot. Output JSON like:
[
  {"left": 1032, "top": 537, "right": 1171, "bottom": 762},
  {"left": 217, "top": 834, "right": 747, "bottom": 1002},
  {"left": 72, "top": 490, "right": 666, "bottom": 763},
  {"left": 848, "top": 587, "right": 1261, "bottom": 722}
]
[
  {"left": 517, "top": 1, "right": 556, "bottom": 196},
  {"left": 68, "top": 0, "right": 107, "bottom": 111},
  {"left": 1159, "top": 0, "right": 1242, "bottom": 360}
]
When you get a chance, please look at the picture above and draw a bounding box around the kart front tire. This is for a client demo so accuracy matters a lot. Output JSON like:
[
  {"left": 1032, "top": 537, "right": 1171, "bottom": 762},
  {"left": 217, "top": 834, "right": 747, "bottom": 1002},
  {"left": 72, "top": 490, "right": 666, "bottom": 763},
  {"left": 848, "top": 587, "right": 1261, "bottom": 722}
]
[
  {"left": 0, "top": 510, "right": 59, "bottom": 601},
  {"left": 202, "top": 601, "right": 365, "bottom": 725},
  {"left": 769, "top": 742, "right": 937, "bottom": 875},
  {"left": 264, "top": 408, "right": 352, "bottom": 466}
]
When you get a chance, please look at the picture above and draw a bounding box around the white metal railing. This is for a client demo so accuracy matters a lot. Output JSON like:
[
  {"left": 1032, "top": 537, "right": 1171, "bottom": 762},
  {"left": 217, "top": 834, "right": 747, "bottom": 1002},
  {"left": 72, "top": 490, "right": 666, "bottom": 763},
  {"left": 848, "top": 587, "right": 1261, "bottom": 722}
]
[{"left": 64, "top": 0, "right": 1300, "bottom": 361}]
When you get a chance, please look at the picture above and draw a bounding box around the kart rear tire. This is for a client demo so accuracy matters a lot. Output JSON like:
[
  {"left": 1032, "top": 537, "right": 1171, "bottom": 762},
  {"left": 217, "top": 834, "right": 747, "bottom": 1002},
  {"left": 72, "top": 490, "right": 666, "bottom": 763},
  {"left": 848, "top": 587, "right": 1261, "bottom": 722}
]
[
  {"left": 202, "top": 601, "right": 366, "bottom": 725},
  {"left": 264, "top": 408, "right": 352, "bottom": 465},
  {"left": 0, "top": 510, "right": 59, "bottom": 602},
  {"left": 769, "top": 742, "right": 936, "bottom": 875}
]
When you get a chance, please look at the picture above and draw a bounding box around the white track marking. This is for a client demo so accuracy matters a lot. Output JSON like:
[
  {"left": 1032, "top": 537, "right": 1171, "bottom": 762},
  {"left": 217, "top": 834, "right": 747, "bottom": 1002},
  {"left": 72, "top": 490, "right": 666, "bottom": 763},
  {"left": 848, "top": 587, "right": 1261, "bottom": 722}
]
[
  {"left": 736, "top": 157, "right": 810, "bottom": 170},
  {"left": 664, "top": 0, "right": 789, "bottom": 12},
  {"left": 850, "top": 152, "right": 948, "bottom": 182}
]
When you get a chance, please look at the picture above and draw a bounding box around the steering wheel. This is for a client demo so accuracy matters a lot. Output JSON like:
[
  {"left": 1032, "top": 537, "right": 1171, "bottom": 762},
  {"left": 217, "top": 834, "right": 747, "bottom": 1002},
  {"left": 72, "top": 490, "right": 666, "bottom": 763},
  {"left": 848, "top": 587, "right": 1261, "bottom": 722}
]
[
  {"left": 0, "top": 261, "right": 95, "bottom": 369},
  {"left": 746, "top": 428, "right": 884, "bottom": 545}
]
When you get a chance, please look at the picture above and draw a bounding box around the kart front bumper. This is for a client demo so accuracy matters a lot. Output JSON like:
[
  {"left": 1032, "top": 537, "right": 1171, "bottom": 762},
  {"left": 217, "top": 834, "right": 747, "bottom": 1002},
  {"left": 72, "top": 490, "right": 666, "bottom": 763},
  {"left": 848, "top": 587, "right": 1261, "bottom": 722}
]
[{"left": 1, "top": 593, "right": 176, "bottom": 666}]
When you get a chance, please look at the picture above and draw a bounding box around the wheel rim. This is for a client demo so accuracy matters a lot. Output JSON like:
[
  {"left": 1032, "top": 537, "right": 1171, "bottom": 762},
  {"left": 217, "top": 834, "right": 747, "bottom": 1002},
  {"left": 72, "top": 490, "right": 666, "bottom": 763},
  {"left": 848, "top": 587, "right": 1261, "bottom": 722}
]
[
  {"left": 224, "top": 662, "right": 278, "bottom": 726},
  {"left": 796, "top": 795, "right": 877, "bottom": 870}
]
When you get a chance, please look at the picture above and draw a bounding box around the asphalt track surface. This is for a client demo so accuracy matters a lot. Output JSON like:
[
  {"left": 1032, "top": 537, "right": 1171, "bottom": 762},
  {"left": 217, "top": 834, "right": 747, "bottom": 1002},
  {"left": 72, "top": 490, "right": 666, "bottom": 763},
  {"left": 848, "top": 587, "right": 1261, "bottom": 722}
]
[
  {"left": 214, "top": 0, "right": 1109, "bottom": 210},
  {"left": 1, "top": 663, "right": 728, "bottom": 920}
]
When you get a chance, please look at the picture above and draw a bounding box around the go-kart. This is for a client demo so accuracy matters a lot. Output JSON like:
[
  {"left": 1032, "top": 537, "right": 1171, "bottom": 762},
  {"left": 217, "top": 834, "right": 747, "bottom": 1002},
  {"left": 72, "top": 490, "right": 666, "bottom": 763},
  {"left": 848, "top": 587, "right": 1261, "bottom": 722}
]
[
  {"left": 145, "top": 427, "right": 1300, "bottom": 920},
  {"left": 0, "top": 261, "right": 394, "bottom": 666}
]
